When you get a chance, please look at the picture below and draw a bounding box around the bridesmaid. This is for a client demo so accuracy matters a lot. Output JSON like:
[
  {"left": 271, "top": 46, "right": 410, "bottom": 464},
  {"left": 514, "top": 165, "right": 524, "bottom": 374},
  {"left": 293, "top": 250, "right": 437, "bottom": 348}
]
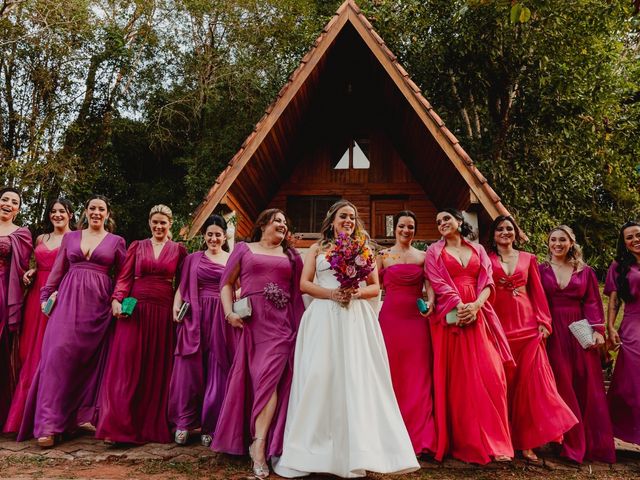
[
  {"left": 425, "top": 208, "right": 514, "bottom": 464},
  {"left": 539, "top": 225, "right": 615, "bottom": 463},
  {"left": 18, "top": 194, "right": 126, "bottom": 447},
  {"left": 211, "top": 209, "right": 304, "bottom": 479},
  {"left": 169, "top": 214, "right": 230, "bottom": 447},
  {"left": 377, "top": 210, "right": 436, "bottom": 455},
  {"left": 4, "top": 198, "right": 73, "bottom": 433},
  {"left": 605, "top": 221, "right": 640, "bottom": 445},
  {"left": 488, "top": 216, "right": 577, "bottom": 461},
  {"left": 0, "top": 187, "right": 32, "bottom": 427},
  {"left": 96, "top": 204, "right": 187, "bottom": 444}
]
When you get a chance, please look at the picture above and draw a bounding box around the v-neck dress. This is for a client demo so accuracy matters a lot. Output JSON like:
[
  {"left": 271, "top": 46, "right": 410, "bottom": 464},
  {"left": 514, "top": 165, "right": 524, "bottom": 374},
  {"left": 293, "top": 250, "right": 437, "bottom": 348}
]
[
  {"left": 96, "top": 239, "right": 187, "bottom": 444},
  {"left": 539, "top": 264, "right": 615, "bottom": 463},
  {"left": 489, "top": 252, "right": 577, "bottom": 450},
  {"left": 18, "top": 230, "right": 126, "bottom": 440}
]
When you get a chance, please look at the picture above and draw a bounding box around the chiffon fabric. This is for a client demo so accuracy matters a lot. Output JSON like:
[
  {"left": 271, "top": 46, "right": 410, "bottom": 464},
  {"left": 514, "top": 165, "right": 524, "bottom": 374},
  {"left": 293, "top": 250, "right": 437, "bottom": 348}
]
[
  {"left": 489, "top": 252, "right": 577, "bottom": 450},
  {"left": 273, "top": 255, "right": 419, "bottom": 478},
  {"left": 211, "top": 242, "right": 304, "bottom": 459},
  {"left": 605, "top": 261, "right": 640, "bottom": 444},
  {"left": 169, "top": 251, "right": 235, "bottom": 435},
  {"left": 425, "top": 240, "right": 514, "bottom": 464},
  {"left": 96, "top": 239, "right": 186, "bottom": 444},
  {"left": 4, "top": 242, "right": 59, "bottom": 433},
  {"left": 18, "top": 230, "right": 126, "bottom": 440},
  {"left": 0, "top": 227, "right": 32, "bottom": 427},
  {"left": 378, "top": 263, "right": 436, "bottom": 454},
  {"left": 539, "top": 264, "right": 615, "bottom": 463}
]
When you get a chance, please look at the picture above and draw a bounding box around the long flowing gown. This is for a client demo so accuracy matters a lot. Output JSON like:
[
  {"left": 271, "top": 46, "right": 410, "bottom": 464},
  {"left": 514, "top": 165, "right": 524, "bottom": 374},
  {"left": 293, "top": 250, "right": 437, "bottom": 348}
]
[
  {"left": 211, "top": 242, "right": 305, "bottom": 459},
  {"left": 539, "top": 264, "right": 616, "bottom": 463},
  {"left": 18, "top": 230, "right": 126, "bottom": 440},
  {"left": 273, "top": 254, "right": 419, "bottom": 478},
  {"left": 169, "top": 251, "right": 235, "bottom": 435},
  {"left": 425, "top": 240, "right": 514, "bottom": 464},
  {"left": 489, "top": 252, "right": 577, "bottom": 450},
  {"left": 605, "top": 261, "right": 640, "bottom": 444},
  {"left": 4, "top": 242, "right": 59, "bottom": 433},
  {"left": 96, "top": 239, "right": 186, "bottom": 444},
  {"left": 378, "top": 263, "right": 436, "bottom": 454},
  {"left": 0, "top": 227, "right": 32, "bottom": 427}
]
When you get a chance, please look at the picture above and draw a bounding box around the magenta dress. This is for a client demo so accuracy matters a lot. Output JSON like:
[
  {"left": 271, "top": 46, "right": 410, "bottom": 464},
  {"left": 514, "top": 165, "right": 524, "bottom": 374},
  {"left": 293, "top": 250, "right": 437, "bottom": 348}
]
[
  {"left": 18, "top": 230, "right": 126, "bottom": 440},
  {"left": 539, "top": 264, "right": 615, "bottom": 463},
  {"left": 605, "top": 261, "right": 640, "bottom": 444},
  {"left": 96, "top": 239, "right": 186, "bottom": 444},
  {"left": 4, "top": 242, "right": 59, "bottom": 433},
  {"left": 211, "top": 242, "right": 304, "bottom": 459},
  {"left": 489, "top": 252, "right": 577, "bottom": 450},
  {"left": 378, "top": 264, "right": 436, "bottom": 454},
  {"left": 0, "top": 227, "right": 32, "bottom": 427},
  {"left": 168, "top": 252, "right": 233, "bottom": 435}
]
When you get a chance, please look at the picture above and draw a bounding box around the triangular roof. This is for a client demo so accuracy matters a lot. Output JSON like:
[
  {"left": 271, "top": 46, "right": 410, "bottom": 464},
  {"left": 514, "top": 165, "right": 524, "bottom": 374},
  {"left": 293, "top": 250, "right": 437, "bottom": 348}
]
[{"left": 183, "top": 0, "right": 510, "bottom": 238}]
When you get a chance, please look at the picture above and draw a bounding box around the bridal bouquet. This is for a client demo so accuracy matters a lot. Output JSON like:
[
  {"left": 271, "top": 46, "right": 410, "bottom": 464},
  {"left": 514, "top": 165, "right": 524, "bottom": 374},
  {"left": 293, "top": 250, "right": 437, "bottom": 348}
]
[{"left": 325, "top": 233, "right": 375, "bottom": 291}]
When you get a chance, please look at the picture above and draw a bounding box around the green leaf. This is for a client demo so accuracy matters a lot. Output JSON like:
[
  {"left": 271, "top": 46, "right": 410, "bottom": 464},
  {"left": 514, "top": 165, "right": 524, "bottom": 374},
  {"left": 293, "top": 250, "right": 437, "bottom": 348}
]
[
  {"left": 520, "top": 7, "right": 531, "bottom": 23},
  {"left": 510, "top": 3, "right": 522, "bottom": 24}
]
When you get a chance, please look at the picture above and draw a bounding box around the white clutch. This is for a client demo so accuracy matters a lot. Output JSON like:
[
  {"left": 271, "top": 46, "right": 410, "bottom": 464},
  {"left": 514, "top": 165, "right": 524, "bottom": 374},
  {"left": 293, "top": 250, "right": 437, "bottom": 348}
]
[
  {"left": 232, "top": 297, "right": 252, "bottom": 319},
  {"left": 568, "top": 319, "right": 604, "bottom": 349}
]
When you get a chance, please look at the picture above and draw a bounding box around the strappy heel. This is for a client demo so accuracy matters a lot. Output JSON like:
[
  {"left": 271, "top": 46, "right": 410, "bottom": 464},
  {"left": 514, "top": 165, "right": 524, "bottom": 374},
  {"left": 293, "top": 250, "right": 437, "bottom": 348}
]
[
  {"left": 174, "top": 429, "right": 189, "bottom": 445},
  {"left": 248, "top": 437, "right": 269, "bottom": 478}
]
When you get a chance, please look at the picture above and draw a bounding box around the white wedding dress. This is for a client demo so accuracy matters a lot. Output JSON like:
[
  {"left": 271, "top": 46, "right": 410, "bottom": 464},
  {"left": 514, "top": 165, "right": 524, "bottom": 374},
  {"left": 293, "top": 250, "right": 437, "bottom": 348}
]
[{"left": 273, "top": 256, "right": 419, "bottom": 478}]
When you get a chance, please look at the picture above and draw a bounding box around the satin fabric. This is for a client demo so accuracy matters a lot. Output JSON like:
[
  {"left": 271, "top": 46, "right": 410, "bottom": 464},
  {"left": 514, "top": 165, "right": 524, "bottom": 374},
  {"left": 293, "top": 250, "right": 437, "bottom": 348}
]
[
  {"left": 540, "top": 264, "right": 615, "bottom": 463},
  {"left": 489, "top": 252, "right": 577, "bottom": 450},
  {"left": 605, "top": 261, "right": 640, "bottom": 444}
]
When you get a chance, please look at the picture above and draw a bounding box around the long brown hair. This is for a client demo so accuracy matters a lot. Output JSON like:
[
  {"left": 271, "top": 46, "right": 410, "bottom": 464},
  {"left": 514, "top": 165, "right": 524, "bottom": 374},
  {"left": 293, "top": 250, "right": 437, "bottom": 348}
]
[
  {"left": 249, "top": 208, "right": 292, "bottom": 251},
  {"left": 319, "top": 200, "right": 370, "bottom": 251},
  {"left": 546, "top": 224, "right": 585, "bottom": 270},
  {"left": 76, "top": 195, "right": 116, "bottom": 232}
]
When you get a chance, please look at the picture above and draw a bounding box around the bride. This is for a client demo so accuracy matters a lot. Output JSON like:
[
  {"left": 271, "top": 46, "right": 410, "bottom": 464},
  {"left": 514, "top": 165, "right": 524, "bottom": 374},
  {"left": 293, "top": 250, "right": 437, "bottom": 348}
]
[{"left": 273, "top": 200, "right": 419, "bottom": 478}]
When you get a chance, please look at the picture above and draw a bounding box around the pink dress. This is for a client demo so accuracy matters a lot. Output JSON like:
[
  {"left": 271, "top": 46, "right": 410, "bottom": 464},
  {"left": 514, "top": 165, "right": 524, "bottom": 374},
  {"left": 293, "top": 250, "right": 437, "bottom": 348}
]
[
  {"left": 539, "top": 264, "right": 615, "bottom": 463},
  {"left": 425, "top": 241, "right": 513, "bottom": 464},
  {"left": 96, "top": 239, "right": 186, "bottom": 444},
  {"left": 379, "top": 264, "right": 436, "bottom": 454},
  {"left": 489, "top": 252, "right": 577, "bottom": 450},
  {"left": 3, "top": 243, "right": 59, "bottom": 433}
]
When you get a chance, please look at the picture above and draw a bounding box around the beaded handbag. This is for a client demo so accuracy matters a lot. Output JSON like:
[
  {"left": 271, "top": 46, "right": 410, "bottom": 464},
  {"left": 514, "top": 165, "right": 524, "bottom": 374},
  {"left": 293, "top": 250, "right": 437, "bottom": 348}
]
[{"left": 568, "top": 319, "right": 604, "bottom": 349}]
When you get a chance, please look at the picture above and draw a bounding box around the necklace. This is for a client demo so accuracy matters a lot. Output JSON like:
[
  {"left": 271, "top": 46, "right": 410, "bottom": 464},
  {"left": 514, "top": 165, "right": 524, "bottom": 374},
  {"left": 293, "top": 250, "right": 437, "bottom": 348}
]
[{"left": 151, "top": 238, "right": 168, "bottom": 246}]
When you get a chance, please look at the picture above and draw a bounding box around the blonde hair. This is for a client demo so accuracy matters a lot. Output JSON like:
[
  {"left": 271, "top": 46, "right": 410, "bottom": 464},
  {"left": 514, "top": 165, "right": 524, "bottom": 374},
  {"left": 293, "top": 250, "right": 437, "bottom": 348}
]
[
  {"left": 319, "top": 200, "right": 370, "bottom": 251},
  {"left": 546, "top": 224, "right": 585, "bottom": 270},
  {"left": 149, "top": 204, "right": 173, "bottom": 239}
]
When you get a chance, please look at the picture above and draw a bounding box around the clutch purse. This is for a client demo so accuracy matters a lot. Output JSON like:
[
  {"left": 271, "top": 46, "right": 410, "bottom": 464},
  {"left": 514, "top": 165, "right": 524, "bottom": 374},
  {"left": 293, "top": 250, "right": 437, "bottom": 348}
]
[
  {"left": 121, "top": 297, "right": 137, "bottom": 316},
  {"left": 42, "top": 292, "right": 57, "bottom": 316},
  {"left": 445, "top": 307, "right": 458, "bottom": 325},
  {"left": 568, "top": 319, "right": 604, "bottom": 349},
  {"left": 232, "top": 297, "right": 252, "bottom": 319},
  {"left": 176, "top": 302, "right": 190, "bottom": 321},
  {"left": 416, "top": 298, "right": 429, "bottom": 314}
]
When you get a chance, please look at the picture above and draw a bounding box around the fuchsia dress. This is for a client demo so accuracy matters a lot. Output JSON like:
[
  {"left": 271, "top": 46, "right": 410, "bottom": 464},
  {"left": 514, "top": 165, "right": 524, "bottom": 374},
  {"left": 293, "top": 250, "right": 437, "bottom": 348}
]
[
  {"left": 539, "top": 264, "right": 615, "bottom": 463},
  {"left": 96, "top": 239, "right": 186, "bottom": 444},
  {"left": 425, "top": 240, "right": 513, "bottom": 464},
  {"left": 605, "top": 261, "right": 640, "bottom": 444},
  {"left": 489, "top": 252, "right": 577, "bottom": 450},
  {"left": 4, "top": 241, "right": 59, "bottom": 433},
  {"left": 0, "top": 228, "right": 32, "bottom": 427},
  {"left": 379, "top": 263, "right": 436, "bottom": 454}
]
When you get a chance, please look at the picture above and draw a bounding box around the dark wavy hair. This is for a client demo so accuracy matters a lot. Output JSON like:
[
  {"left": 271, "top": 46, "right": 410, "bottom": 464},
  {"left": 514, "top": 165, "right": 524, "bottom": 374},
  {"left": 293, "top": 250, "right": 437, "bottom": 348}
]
[
  {"left": 0, "top": 187, "right": 22, "bottom": 208},
  {"left": 201, "top": 214, "right": 229, "bottom": 252},
  {"left": 615, "top": 221, "right": 640, "bottom": 303},
  {"left": 249, "top": 208, "right": 292, "bottom": 252},
  {"left": 488, "top": 215, "right": 522, "bottom": 256},
  {"left": 438, "top": 208, "right": 477, "bottom": 240},
  {"left": 76, "top": 194, "right": 116, "bottom": 232},
  {"left": 43, "top": 198, "right": 75, "bottom": 234},
  {"left": 393, "top": 210, "right": 417, "bottom": 234}
]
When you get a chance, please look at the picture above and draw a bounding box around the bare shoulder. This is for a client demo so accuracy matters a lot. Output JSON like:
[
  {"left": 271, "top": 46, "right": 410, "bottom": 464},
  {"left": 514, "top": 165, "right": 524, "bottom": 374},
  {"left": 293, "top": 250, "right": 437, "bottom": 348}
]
[{"left": 35, "top": 233, "right": 45, "bottom": 245}]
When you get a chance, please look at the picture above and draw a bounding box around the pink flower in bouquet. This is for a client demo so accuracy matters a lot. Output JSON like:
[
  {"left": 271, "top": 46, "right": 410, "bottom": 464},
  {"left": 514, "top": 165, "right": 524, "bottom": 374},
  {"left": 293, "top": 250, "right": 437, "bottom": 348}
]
[
  {"left": 346, "top": 265, "right": 357, "bottom": 278},
  {"left": 325, "top": 233, "right": 375, "bottom": 290}
]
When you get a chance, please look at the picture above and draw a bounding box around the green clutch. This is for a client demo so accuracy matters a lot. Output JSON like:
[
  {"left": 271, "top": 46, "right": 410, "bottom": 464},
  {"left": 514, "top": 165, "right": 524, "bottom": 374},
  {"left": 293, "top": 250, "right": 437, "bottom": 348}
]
[{"left": 121, "top": 297, "right": 138, "bottom": 316}]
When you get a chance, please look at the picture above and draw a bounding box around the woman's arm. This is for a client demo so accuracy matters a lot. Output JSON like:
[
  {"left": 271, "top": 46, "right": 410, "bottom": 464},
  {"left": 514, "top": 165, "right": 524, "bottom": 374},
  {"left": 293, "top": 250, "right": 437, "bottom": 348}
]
[
  {"left": 221, "top": 263, "right": 242, "bottom": 328},
  {"left": 607, "top": 290, "right": 622, "bottom": 347}
]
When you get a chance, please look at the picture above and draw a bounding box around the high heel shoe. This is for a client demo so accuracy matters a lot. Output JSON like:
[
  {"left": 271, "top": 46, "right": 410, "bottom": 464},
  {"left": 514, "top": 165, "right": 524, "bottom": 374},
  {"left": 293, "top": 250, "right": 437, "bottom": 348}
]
[
  {"left": 522, "top": 449, "right": 540, "bottom": 462},
  {"left": 174, "top": 429, "right": 189, "bottom": 445},
  {"left": 201, "top": 434, "right": 212, "bottom": 447},
  {"left": 248, "top": 437, "right": 269, "bottom": 478},
  {"left": 37, "top": 435, "right": 55, "bottom": 448}
]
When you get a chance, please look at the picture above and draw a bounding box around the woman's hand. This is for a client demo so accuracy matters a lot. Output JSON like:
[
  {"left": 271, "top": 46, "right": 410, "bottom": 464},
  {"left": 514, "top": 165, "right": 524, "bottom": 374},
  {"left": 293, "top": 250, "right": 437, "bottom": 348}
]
[
  {"left": 591, "top": 331, "right": 605, "bottom": 349},
  {"left": 538, "top": 324, "right": 550, "bottom": 339},
  {"left": 112, "top": 299, "right": 124, "bottom": 318},
  {"left": 330, "top": 288, "right": 352, "bottom": 305},
  {"left": 23, "top": 268, "right": 36, "bottom": 286},
  {"left": 226, "top": 312, "right": 244, "bottom": 329},
  {"left": 419, "top": 301, "right": 435, "bottom": 318},
  {"left": 173, "top": 303, "right": 183, "bottom": 323},
  {"left": 607, "top": 326, "right": 621, "bottom": 350},
  {"left": 457, "top": 301, "right": 480, "bottom": 326}
]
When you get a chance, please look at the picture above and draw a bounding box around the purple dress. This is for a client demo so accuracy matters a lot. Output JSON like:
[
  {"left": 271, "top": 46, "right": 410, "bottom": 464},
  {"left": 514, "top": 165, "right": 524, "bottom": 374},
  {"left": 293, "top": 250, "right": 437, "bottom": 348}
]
[
  {"left": 605, "top": 261, "right": 640, "bottom": 444},
  {"left": 18, "top": 230, "right": 126, "bottom": 440},
  {"left": 0, "top": 227, "right": 32, "bottom": 426},
  {"left": 169, "top": 251, "right": 233, "bottom": 435},
  {"left": 211, "top": 242, "right": 304, "bottom": 459},
  {"left": 539, "top": 264, "right": 615, "bottom": 463}
]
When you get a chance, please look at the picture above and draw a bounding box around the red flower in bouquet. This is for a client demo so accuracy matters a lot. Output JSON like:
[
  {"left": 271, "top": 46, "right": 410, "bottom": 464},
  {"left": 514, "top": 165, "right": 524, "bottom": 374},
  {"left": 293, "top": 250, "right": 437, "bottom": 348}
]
[{"left": 325, "top": 233, "right": 375, "bottom": 290}]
